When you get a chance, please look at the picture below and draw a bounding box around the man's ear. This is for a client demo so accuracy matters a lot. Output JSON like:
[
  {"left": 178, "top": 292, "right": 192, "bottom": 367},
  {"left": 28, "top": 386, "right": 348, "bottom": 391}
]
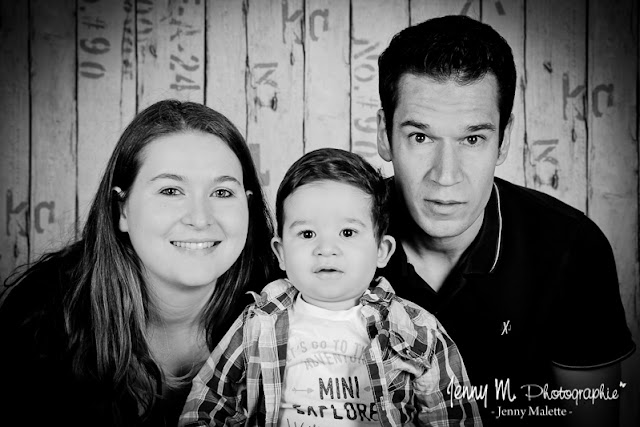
[
  {"left": 113, "top": 187, "right": 128, "bottom": 232},
  {"left": 497, "top": 114, "right": 513, "bottom": 165},
  {"left": 271, "top": 236, "right": 286, "bottom": 271},
  {"left": 377, "top": 109, "right": 392, "bottom": 162},
  {"left": 376, "top": 235, "right": 396, "bottom": 268}
]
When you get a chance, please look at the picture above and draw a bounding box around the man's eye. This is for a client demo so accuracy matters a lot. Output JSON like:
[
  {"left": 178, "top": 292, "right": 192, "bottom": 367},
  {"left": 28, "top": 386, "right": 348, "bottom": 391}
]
[
  {"left": 412, "top": 133, "right": 427, "bottom": 144},
  {"left": 213, "top": 189, "right": 233, "bottom": 198},
  {"left": 466, "top": 135, "right": 482, "bottom": 145},
  {"left": 341, "top": 229, "right": 356, "bottom": 238},
  {"left": 160, "top": 188, "right": 182, "bottom": 196},
  {"left": 300, "top": 230, "right": 315, "bottom": 239}
]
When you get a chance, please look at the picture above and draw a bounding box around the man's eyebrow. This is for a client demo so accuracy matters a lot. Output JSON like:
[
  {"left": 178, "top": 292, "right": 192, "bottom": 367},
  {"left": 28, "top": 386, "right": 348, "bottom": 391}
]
[
  {"left": 466, "top": 123, "right": 496, "bottom": 133},
  {"left": 399, "top": 120, "right": 429, "bottom": 131}
]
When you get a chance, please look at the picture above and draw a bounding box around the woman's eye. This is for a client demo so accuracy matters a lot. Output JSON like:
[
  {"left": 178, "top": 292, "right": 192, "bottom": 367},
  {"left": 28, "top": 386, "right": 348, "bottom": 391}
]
[
  {"left": 213, "top": 189, "right": 233, "bottom": 198},
  {"left": 341, "top": 229, "right": 356, "bottom": 238},
  {"left": 300, "top": 230, "right": 315, "bottom": 239},
  {"left": 159, "top": 188, "right": 182, "bottom": 196}
]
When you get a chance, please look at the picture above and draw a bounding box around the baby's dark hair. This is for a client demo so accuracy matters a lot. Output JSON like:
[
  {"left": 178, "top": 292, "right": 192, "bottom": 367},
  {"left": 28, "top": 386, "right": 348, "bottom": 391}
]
[{"left": 275, "top": 148, "right": 389, "bottom": 241}]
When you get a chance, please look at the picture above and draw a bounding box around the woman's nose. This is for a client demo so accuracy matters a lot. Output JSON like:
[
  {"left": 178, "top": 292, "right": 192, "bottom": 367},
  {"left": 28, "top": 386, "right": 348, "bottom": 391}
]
[{"left": 183, "top": 196, "right": 214, "bottom": 228}]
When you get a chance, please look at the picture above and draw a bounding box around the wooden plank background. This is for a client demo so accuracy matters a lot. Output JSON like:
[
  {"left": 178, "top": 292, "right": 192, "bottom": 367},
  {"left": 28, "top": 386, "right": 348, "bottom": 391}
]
[{"left": 0, "top": 0, "right": 638, "bottom": 425}]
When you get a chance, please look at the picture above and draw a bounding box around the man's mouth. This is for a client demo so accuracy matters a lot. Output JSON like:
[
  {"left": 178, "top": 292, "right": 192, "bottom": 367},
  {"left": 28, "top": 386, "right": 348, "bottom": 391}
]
[{"left": 427, "top": 198, "right": 464, "bottom": 205}]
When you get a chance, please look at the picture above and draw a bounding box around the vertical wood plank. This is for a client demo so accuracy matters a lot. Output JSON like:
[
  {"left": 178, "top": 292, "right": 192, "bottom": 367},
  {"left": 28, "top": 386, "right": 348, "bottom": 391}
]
[
  {"left": 485, "top": 0, "right": 527, "bottom": 188},
  {"left": 137, "top": 0, "right": 205, "bottom": 109},
  {"left": 206, "top": 0, "right": 247, "bottom": 137},
  {"left": 120, "top": 0, "right": 137, "bottom": 139},
  {"left": 304, "top": 0, "right": 350, "bottom": 152},
  {"left": 77, "top": 0, "right": 137, "bottom": 224},
  {"left": 587, "top": 1, "right": 639, "bottom": 425},
  {"left": 246, "top": 0, "right": 304, "bottom": 205},
  {"left": 351, "top": 0, "right": 409, "bottom": 177},
  {"left": 588, "top": 0, "right": 639, "bottom": 324},
  {"left": 409, "top": 0, "right": 480, "bottom": 24},
  {"left": 30, "top": 0, "right": 77, "bottom": 259},
  {"left": 522, "top": 0, "right": 587, "bottom": 210},
  {"left": 0, "top": 0, "right": 29, "bottom": 289}
]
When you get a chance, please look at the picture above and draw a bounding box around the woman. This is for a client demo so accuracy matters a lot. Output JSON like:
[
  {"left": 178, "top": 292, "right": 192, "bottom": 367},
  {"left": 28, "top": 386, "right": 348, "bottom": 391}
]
[{"left": 0, "top": 100, "right": 277, "bottom": 426}]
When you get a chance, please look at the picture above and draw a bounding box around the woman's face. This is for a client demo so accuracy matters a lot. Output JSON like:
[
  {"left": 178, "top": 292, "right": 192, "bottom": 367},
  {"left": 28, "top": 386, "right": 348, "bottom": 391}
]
[{"left": 117, "top": 131, "right": 249, "bottom": 293}]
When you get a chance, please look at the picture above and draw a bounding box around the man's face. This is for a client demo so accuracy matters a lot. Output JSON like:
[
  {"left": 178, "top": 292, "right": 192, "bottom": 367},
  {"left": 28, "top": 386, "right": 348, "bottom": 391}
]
[{"left": 377, "top": 73, "right": 511, "bottom": 243}]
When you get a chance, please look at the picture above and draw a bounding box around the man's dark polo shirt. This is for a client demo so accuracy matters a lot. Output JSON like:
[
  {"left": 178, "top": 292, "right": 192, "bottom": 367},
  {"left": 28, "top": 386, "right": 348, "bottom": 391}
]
[{"left": 380, "top": 177, "right": 635, "bottom": 426}]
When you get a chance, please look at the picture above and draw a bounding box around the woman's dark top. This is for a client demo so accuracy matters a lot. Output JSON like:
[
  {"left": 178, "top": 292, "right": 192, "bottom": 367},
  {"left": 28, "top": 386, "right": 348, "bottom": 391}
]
[{"left": 0, "top": 252, "right": 190, "bottom": 426}]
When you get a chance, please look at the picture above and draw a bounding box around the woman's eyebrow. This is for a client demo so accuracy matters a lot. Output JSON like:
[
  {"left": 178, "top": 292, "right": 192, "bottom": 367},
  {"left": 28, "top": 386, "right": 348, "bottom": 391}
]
[
  {"left": 214, "top": 175, "right": 242, "bottom": 185},
  {"left": 150, "top": 173, "right": 184, "bottom": 182},
  {"left": 148, "top": 174, "right": 242, "bottom": 185}
]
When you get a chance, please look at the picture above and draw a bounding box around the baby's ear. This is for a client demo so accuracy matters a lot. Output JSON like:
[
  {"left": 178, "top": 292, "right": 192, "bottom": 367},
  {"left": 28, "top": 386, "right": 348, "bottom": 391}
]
[
  {"left": 376, "top": 235, "right": 396, "bottom": 268},
  {"left": 271, "top": 236, "right": 286, "bottom": 271}
]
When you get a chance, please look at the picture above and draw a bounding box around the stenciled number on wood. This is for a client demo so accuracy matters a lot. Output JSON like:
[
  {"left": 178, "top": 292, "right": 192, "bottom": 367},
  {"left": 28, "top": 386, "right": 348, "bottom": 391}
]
[
  {"left": 168, "top": 1, "right": 202, "bottom": 92},
  {"left": 563, "top": 73, "right": 615, "bottom": 120},
  {"left": 6, "top": 191, "right": 56, "bottom": 236},
  {"left": 122, "top": 0, "right": 135, "bottom": 79},
  {"left": 282, "top": 0, "right": 303, "bottom": 44},
  {"left": 79, "top": 0, "right": 111, "bottom": 79},
  {"left": 352, "top": 38, "right": 381, "bottom": 159},
  {"left": 309, "top": 9, "right": 329, "bottom": 41},
  {"left": 250, "top": 61, "right": 280, "bottom": 186},
  {"left": 531, "top": 75, "right": 616, "bottom": 190},
  {"left": 530, "top": 139, "right": 560, "bottom": 189},
  {"left": 137, "top": 0, "right": 154, "bottom": 53}
]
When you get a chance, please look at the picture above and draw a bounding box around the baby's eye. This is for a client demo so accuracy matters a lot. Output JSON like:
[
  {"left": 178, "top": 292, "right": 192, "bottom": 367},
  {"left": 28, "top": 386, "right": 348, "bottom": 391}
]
[
  {"left": 159, "top": 188, "right": 182, "bottom": 196},
  {"left": 300, "top": 230, "right": 315, "bottom": 239},
  {"left": 341, "top": 229, "right": 357, "bottom": 238},
  {"left": 213, "top": 189, "right": 233, "bottom": 198}
]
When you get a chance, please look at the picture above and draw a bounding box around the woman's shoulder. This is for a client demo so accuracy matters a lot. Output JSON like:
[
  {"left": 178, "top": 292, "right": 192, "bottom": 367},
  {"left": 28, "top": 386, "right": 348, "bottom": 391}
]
[{"left": 0, "top": 246, "right": 81, "bottom": 328}]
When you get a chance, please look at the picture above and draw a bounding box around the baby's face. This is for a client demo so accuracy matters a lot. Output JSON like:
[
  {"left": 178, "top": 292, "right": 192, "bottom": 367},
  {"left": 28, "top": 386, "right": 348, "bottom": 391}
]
[{"left": 271, "top": 180, "right": 394, "bottom": 310}]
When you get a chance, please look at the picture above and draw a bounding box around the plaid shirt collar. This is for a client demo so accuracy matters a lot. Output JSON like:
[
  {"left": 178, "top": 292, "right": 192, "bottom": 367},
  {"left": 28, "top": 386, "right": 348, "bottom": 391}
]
[
  {"left": 247, "top": 276, "right": 397, "bottom": 316},
  {"left": 247, "top": 277, "right": 428, "bottom": 362}
]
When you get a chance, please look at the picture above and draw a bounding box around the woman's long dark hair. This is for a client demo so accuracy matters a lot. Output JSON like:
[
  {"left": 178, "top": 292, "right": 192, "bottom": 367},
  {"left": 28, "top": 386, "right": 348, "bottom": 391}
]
[{"left": 12, "top": 100, "right": 276, "bottom": 419}]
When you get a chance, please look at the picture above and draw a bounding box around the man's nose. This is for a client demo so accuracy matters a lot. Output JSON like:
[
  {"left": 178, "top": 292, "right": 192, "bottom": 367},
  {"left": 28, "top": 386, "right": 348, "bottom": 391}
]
[{"left": 427, "top": 142, "right": 463, "bottom": 186}]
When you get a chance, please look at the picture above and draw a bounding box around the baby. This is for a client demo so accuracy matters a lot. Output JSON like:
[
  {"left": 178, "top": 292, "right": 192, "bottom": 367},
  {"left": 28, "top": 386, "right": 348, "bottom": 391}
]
[{"left": 180, "top": 148, "right": 481, "bottom": 426}]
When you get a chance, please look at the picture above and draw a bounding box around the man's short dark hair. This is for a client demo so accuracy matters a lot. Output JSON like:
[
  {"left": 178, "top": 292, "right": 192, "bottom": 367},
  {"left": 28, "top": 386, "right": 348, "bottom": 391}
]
[
  {"left": 275, "top": 148, "right": 389, "bottom": 241},
  {"left": 378, "top": 15, "right": 516, "bottom": 144}
]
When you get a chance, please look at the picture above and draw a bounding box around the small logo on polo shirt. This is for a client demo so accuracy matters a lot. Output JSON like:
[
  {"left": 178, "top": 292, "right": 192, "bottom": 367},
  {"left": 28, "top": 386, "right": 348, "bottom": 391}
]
[{"left": 501, "top": 320, "right": 511, "bottom": 335}]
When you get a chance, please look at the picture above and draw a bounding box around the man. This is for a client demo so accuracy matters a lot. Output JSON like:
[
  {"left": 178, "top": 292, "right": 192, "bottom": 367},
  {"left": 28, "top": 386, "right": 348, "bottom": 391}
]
[{"left": 377, "top": 15, "right": 634, "bottom": 427}]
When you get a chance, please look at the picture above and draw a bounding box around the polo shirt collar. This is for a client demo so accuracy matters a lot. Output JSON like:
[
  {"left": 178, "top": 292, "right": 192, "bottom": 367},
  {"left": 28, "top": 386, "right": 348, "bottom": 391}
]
[{"left": 463, "top": 182, "right": 503, "bottom": 275}]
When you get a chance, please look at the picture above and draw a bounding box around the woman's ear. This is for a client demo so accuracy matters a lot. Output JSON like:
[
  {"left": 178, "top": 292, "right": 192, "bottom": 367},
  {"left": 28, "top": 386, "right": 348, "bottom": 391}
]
[
  {"left": 113, "top": 187, "right": 128, "bottom": 233},
  {"left": 270, "top": 236, "right": 286, "bottom": 271},
  {"left": 376, "top": 235, "right": 396, "bottom": 268}
]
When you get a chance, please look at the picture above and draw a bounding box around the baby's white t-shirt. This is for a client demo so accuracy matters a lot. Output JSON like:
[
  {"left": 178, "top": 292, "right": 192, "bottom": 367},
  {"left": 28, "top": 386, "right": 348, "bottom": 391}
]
[{"left": 278, "top": 294, "right": 379, "bottom": 427}]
